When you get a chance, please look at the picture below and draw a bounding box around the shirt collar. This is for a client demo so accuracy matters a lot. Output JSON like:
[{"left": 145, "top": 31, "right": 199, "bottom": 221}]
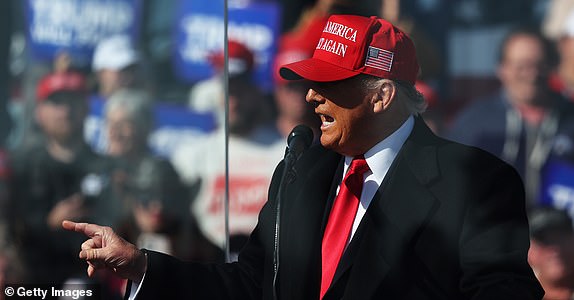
[{"left": 344, "top": 115, "right": 415, "bottom": 183}]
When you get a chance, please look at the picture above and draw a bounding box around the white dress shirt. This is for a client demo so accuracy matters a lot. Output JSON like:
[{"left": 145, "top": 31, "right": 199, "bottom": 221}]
[
  {"left": 128, "top": 266, "right": 146, "bottom": 300},
  {"left": 344, "top": 115, "right": 414, "bottom": 245}
]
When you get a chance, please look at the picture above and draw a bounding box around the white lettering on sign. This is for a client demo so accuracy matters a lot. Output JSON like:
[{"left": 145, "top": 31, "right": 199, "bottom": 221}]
[
  {"left": 549, "top": 184, "right": 574, "bottom": 218},
  {"left": 29, "top": 0, "right": 134, "bottom": 47},
  {"left": 322, "top": 21, "right": 358, "bottom": 42},
  {"left": 179, "top": 14, "right": 274, "bottom": 67},
  {"left": 228, "top": 21, "right": 273, "bottom": 52},
  {"left": 180, "top": 15, "right": 223, "bottom": 63}
]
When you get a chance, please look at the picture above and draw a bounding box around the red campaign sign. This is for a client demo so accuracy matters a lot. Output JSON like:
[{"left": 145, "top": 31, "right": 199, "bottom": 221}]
[{"left": 208, "top": 175, "right": 269, "bottom": 215}]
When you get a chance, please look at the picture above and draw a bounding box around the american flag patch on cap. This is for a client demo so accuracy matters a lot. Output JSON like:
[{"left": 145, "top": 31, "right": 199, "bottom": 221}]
[{"left": 364, "top": 46, "right": 394, "bottom": 72}]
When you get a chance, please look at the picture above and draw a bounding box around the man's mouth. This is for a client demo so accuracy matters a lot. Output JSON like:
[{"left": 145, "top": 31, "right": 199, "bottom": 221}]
[{"left": 320, "top": 114, "right": 335, "bottom": 127}]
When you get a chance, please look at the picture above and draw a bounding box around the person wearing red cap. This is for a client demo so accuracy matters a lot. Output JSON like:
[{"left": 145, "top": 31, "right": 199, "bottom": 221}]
[
  {"left": 9, "top": 70, "right": 112, "bottom": 284},
  {"left": 177, "top": 39, "right": 283, "bottom": 258},
  {"left": 63, "top": 15, "right": 542, "bottom": 299},
  {"left": 188, "top": 40, "right": 258, "bottom": 129}
]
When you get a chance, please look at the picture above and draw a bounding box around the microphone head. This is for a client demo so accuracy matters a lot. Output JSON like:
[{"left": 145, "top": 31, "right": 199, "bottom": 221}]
[{"left": 287, "top": 125, "right": 313, "bottom": 153}]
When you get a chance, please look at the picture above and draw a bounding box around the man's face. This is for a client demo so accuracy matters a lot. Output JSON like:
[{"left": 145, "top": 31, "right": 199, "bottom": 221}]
[
  {"left": 36, "top": 94, "right": 86, "bottom": 141},
  {"left": 275, "top": 82, "right": 310, "bottom": 119},
  {"left": 133, "top": 199, "right": 165, "bottom": 233},
  {"left": 528, "top": 232, "right": 574, "bottom": 284},
  {"left": 558, "top": 36, "right": 574, "bottom": 66},
  {"left": 97, "top": 69, "right": 131, "bottom": 98},
  {"left": 498, "top": 34, "right": 548, "bottom": 105},
  {"left": 306, "top": 76, "right": 378, "bottom": 156},
  {"left": 227, "top": 79, "right": 263, "bottom": 135},
  {"left": 106, "top": 109, "right": 142, "bottom": 157}
]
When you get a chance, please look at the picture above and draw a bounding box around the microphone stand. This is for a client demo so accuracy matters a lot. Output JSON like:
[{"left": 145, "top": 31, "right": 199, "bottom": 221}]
[
  {"left": 272, "top": 149, "right": 298, "bottom": 300},
  {"left": 271, "top": 125, "right": 312, "bottom": 300}
]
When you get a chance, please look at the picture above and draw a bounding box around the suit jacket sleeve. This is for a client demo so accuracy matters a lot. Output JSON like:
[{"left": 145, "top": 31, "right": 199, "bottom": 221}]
[{"left": 125, "top": 160, "right": 287, "bottom": 300}]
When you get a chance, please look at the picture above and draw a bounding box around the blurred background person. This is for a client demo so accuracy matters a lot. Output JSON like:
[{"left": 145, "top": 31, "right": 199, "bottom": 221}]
[
  {"left": 104, "top": 89, "right": 153, "bottom": 159},
  {"left": 89, "top": 88, "right": 221, "bottom": 298},
  {"left": 84, "top": 35, "right": 156, "bottom": 155},
  {"left": 102, "top": 88, "right": 221, "bottom": 260},
  {"left": 92, "top": 35, "right": 153, "bottom": 99},
  {"left": 97, "top": 88, "right": 154, "bottom": 227},
  {"left": 548, "top": 10, "right": 574, "bottom": 102},
  {"left": 542, "top": 0, "right": 574, "bottom": 42},
  {"left": 528, "top": 206, "right": 574, "bottom": 300},
  {"left": 415, "top": 80, "right": 442, "bottom": 134},
  {"left": 173, "top": 46, "right": 283, "bottom": 257},
  {"left": 188, "top": 40, "right": 256, "bottom": 130},
  {"left": 0, "top": 243, "right": 25, "bottom": 292},
  {"left": 0, "top": 147, "right": 25, "bottom": 288},
  {"left": 9, "top": 66, "right": 110, "bottom": 284},
  {"left": 448, "top": 27, "right": 574, "bottom": 206},
  {"left": 115, "top": 157, "right": 208, "bottom": 260},
  {"left": 380, "top": 0, "right": 444, "bottom": 134}
]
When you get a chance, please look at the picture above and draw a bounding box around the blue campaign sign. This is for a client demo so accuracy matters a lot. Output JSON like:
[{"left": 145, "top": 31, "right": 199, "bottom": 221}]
[
  {"left": 173, "top": 0, "right": 280, "bottom": 90},
  {"left": 85, "top": 95, "right": 217, "bottom": 158},
  {"left": 24, "top": 0, "right": 141, "bottom": 65},
  {"left": 539, "top": 159, "right": 574, "bottom": 219}
]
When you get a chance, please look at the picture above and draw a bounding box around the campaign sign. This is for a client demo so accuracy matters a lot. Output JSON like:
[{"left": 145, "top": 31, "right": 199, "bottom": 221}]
[
  {"left": 539, "top": 159, "right": 574, "bottom": 219},
  {"left": 85, "top": 95, "right": 217, "bottom": 158},
  {"left": 24, "top": 0, "right": 141, "bottom": 65},
  {"left": 173, "top": 0, "right": 280, "bottom": 90}
]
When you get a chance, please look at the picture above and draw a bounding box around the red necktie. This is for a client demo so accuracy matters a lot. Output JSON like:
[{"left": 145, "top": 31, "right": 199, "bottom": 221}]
[{"left": 320, "top": 156, "right": 370, "bottom": 299}]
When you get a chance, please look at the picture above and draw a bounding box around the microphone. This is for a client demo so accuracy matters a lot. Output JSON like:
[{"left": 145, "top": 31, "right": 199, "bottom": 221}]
[
  {"left": 284, "top": 124, "right": 314, "bottom": 166},
  {"left": 273, "top": 125, "right": 313, "bottom": 300}
]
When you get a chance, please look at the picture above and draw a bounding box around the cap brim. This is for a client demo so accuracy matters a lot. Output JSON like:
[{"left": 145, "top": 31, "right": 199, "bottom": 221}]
[{"left": 279, "top": 58, "right": 361, "bottom": 82}]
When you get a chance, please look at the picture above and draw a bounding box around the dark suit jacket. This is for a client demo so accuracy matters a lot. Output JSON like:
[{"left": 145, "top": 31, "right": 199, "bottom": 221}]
[{"left": 129, "top": 118, "right": 544, "bottom": 299}]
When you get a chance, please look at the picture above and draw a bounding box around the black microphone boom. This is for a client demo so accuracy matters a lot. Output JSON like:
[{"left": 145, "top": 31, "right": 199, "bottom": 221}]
[{"left": 273, "top": 124, "right": 313, "bottom": 300}]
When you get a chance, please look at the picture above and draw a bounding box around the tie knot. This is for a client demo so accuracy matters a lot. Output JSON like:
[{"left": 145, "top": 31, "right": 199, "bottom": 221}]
[{"left": 348, "top": 155, "right": 369, "bottom": 176}]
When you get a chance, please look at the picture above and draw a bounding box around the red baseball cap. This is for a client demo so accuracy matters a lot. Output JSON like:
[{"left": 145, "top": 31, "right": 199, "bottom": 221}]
[
  {"left": 279, "top": 15, "right": 419, "bottom": 84},
  {"left": 36, "top": 71, "right": 87, "bottom": 101},
  {"left": 273, "top": 34, "right": 316, "bottom": 85},
  {"left": 208, "top": 40, "right": 255, "bottom": 75},
  {"left": 273, "top": 16, "right": 329, "bottom": 85}
]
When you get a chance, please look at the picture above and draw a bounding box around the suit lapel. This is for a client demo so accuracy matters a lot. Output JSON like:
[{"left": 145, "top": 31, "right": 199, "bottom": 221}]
[
  {"left": 327, "top": 118, "right": 442, "bottom": 299},
  {"left": 278, "top": 147, "right": 342, "bottom": 299}
]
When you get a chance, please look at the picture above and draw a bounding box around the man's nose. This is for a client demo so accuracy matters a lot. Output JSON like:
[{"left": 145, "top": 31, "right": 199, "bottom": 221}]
[{"left": 306, "top": 88, "right": 325, "bottom": 106}]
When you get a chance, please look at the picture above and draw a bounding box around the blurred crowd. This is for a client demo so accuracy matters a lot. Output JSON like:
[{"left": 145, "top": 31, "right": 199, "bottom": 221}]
[{"left": 0, "top": 0, "right": 573, "bottom": 299}]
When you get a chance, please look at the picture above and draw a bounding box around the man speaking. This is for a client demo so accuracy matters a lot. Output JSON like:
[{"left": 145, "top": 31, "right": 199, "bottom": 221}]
[{"left": 64, "top": 14, "right": 544, "bottom": 299}]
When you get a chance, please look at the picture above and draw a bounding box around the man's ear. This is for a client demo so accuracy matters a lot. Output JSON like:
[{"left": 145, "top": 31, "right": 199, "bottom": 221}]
[{"left": 372, "top": 80, "right": 396, "bottom": 113}]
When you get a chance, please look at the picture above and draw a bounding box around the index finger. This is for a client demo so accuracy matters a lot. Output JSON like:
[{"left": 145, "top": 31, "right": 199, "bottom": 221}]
[{"left": 62, "top": 220, "right": 103, "bottom": 238}]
